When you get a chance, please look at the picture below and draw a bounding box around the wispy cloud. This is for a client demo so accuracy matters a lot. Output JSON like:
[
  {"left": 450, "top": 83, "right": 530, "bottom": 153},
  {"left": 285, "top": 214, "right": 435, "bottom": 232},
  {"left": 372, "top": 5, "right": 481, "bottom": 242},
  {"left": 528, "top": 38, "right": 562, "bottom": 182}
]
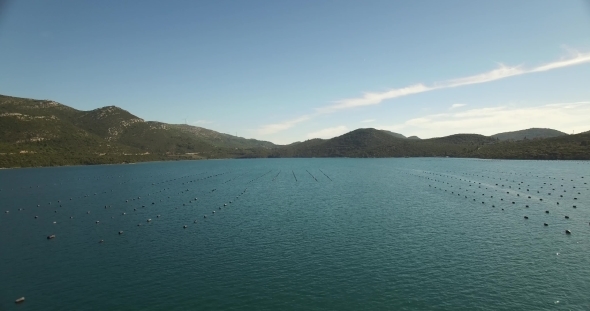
[
  {"left": 317, "top": 84, "right": 430, "bottom": 114},
  {"left": 307, "top": 126, "right": 348, "bottom": 139},
  {"left": 257, "top": 115, "right": 313, "bottom": 135},
  {"left": 450, "top": 103, "right": 466, "bottom": 110},
  {"left": 257, "top": 50, "right": 590, "bottom": 135},
  {"left": 331, "top": 51, "right": 590, "bottom": 111},
  {"left": 361, "top": 119, "right": 376, "bottom": 123},
  {"left": 378, "top": 101, "right": 590, "bottom": 138}
]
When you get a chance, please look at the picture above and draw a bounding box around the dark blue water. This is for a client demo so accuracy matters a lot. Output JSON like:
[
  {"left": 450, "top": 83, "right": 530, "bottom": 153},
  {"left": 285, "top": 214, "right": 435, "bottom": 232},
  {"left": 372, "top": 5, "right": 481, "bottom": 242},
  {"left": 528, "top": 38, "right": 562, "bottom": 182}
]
[{"left": 1, "top": 158, "right": 589, "bottom": 310}]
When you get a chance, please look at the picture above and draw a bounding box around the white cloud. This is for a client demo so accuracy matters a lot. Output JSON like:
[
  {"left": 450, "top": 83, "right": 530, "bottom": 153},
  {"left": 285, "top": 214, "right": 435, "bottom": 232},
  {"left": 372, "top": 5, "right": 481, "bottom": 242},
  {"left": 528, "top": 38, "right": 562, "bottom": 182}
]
[
  {"left": 257, "top": 49, "right": 590, "bottom": 135},
  {"left": 332, "top": 51, "right": 590, "bottom": 111},
  {"left": 378, "top": 101, "right": 590, "bottom": 138},
  {"left": 361, "top": 119, "right": 376, "bottom": 123},
  {"left": 531, "top": 50, "right": 590, "bottom": 72},
  {"left": 450, "top": 103, "right": 467, "bottom": 109},
  {"left": 307, "top": 126, "right": 348, "bottom": 139},
  {"left": 319, "top": 84, "right": 430, "bottom": 113},
  {"left": 257, "top": 114, "right": 313, "bottom": 135}
]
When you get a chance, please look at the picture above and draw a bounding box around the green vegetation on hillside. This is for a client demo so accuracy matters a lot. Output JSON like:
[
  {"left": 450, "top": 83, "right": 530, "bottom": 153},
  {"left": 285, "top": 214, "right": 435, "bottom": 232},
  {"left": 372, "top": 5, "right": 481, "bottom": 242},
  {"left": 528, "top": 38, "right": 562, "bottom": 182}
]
[
  {"left": 491, "top": 128, "right": 567, "bottom": 141},
  {"left": 1, "top": 94, "right": 589, "bottom": 168}
]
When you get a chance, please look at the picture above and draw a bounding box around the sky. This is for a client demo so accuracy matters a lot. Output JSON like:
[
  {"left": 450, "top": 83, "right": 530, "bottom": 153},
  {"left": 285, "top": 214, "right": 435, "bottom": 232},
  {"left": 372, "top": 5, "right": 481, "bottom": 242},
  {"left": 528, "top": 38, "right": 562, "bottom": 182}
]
[{"left": 1, "top": 0, "right": 590, "bottom": 144}]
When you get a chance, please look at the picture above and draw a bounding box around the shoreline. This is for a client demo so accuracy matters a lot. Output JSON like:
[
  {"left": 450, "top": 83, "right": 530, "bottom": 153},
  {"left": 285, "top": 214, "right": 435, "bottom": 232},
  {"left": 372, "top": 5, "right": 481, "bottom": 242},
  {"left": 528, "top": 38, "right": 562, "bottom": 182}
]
[{"left": 1, "top": 156, "right": 589, "bottom": 170}]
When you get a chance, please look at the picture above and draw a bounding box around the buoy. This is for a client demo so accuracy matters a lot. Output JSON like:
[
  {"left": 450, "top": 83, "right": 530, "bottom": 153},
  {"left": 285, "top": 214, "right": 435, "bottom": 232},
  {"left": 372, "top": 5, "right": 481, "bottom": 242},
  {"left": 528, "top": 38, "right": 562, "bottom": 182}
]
[
  {"left": 47, "top": 234, "right": 55, "bottom": 240},
  {"left": 147, "top": 219, "right": 151, "bottom": 222},
  {"left": 15, "top": 297, "right": 25, "bottom": 303},
  {"left": 119, "top": 231, "right": 123, "bottom": 235},
  {"left": 99, "top": 240, "right": 104, "bottom": 243},
  {"left": 183, "top": 225, "right": 187, "bottom": 228},
  {"left": 524, "top": 216, "right": 528, "bottom": 219},
  {"left": 565, "top": 216, "right": 569, "bottom": 219},
  {"left": 565, "top": 230, "right": 571, "bottom": 235},
  {"left": 544, "top": 223, "right": 548, "bottom": 226}
]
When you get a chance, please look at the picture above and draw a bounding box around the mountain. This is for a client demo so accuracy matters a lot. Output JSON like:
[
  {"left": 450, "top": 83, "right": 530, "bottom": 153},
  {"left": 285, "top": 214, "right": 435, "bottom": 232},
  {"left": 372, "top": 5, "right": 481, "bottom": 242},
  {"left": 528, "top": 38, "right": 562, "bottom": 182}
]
[
  {"left": 379, "top": 130, "right": 420, "bottom": 140},
  {"left": 2, "top": 94, "right": 589, "bottom": 168},
  {"left": 491, "top": 128, "right": 567, "bottom": 141},
  {"left": 271, "top": 128, "right": 590, "bottom": 159},
  {"left": 0, "top": 94, "right": 275, "bottom": 167},
  {"left": 272, "top": 129, "right": 499, "bottom": 158},
  {"left": 380, "top": 130, "right": 406, "bottom": 139}
]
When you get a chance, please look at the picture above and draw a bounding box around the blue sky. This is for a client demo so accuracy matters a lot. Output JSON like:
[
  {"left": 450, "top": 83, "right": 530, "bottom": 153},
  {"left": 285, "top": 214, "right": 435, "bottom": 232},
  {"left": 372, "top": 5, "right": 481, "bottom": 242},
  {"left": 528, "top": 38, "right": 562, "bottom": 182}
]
[{"left": 1, "top": 0, "right": 590, "bottom": 144}]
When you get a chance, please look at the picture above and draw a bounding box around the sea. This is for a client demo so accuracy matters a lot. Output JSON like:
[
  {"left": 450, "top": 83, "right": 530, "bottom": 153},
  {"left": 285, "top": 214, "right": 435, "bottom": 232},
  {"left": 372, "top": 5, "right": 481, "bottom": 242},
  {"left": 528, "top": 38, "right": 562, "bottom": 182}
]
[{"left": 1, "top": 158, "right": 589, "bottom": 310}]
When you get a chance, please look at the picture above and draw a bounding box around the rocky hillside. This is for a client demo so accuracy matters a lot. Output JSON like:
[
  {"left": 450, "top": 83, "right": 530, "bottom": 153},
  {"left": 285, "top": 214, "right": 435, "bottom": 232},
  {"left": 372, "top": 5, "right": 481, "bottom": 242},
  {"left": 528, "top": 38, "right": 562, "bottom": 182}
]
[{"left": 0, "top": 94, "right": 275, "bottom": 167}]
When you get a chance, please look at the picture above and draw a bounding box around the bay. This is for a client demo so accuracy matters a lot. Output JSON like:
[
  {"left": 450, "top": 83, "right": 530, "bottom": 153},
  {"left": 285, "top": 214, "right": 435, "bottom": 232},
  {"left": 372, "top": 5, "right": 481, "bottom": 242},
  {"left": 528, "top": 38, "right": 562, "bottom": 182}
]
[{"left": 1, "top": 158, "right": 589, "bottom": 310}]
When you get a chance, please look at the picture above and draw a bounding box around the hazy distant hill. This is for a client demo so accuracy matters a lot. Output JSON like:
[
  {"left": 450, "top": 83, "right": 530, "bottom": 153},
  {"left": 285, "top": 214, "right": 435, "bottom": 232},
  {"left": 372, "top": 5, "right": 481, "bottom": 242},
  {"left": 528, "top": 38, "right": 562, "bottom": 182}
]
[
  {"left": 491, "top": 128, "right": 567, "bottom": 141},
  {"left": 407, "top": 136, "right": 421, "bottom": 140}
]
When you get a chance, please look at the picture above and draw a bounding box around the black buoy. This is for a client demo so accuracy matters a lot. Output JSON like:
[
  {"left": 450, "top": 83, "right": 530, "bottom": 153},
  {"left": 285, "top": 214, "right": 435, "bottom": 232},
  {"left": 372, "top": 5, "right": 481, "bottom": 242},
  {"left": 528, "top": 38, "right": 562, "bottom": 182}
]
[{"left": 565, "top": 230, "right": 571, "bottom": 235}]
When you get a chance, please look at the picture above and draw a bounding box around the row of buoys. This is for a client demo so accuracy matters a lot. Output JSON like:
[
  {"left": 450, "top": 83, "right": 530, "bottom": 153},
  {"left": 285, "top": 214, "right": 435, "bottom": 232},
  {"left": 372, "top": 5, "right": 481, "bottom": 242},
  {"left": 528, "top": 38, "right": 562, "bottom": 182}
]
[
  {"left": 411, "top": 168, "right": 585, "bottom": 236},
  {"left": 16, "top": 170, "right": 247, "bottom": 245}
]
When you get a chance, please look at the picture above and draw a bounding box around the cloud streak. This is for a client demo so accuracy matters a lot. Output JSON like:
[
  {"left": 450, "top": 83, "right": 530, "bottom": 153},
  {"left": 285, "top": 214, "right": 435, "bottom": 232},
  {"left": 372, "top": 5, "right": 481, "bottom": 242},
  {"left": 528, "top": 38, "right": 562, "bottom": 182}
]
[
  {"left": 257, "top": 50, "right": 590, "bottom": 135},
  {"left": 257, "top": 114, "right": 313, "bottom": 135},
  {"left": 332, "top": 51, "right": 590, "bottom": 111}
]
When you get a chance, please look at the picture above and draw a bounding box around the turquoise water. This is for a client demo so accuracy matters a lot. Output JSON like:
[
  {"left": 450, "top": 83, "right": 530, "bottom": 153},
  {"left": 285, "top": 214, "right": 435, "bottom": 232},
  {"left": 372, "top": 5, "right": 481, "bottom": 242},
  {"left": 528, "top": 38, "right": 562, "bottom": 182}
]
[{"left": 1, "top": 158, "right": 589, "bottom": 310}]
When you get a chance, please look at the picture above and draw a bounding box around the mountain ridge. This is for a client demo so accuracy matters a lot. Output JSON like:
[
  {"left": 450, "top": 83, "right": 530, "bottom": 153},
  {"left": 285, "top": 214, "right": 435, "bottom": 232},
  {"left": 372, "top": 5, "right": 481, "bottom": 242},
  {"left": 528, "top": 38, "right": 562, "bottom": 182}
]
[
  {"left": 1, "top": 94, "right": 589, "bottom": 167},
  {"left": 490, "top": 128, "right": 568, "bottom": 141}
]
